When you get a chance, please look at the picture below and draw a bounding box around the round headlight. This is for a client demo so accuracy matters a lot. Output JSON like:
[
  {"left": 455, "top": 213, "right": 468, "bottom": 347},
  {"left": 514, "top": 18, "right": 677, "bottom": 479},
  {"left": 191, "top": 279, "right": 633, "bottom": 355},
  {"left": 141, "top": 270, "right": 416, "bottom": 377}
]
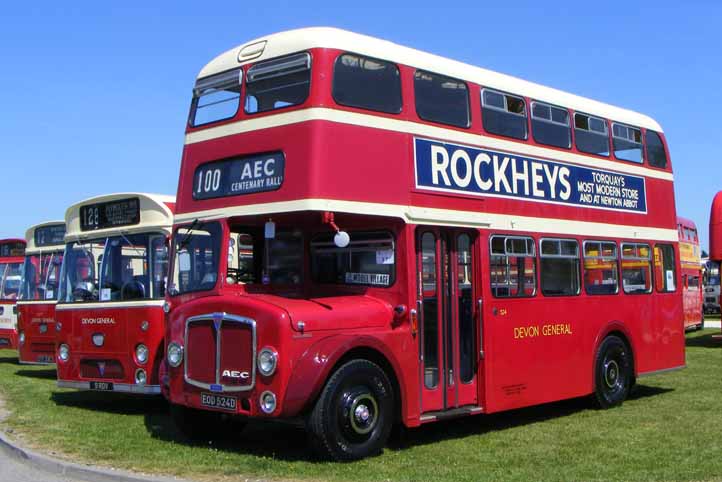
[
  {"left": 135, "top": 369, "right": 147, "bottom": 385},
  {"left": 259, "top": 391, "right": 277, "bottom": 414},
  {"left": 257, "top": 347, "right": 278, "bottom": 376},
  {"left": 135, "top": 344, "right": 149, "bottom": 364},
  {"left": 167, "top": 342, "right": 183, "bottom": 368},
  {"left": 58, "top": 344, "right": 70, "bottom": 362},
  {"left": 18, "top": 331, "right": 25, "bottom": 345}
]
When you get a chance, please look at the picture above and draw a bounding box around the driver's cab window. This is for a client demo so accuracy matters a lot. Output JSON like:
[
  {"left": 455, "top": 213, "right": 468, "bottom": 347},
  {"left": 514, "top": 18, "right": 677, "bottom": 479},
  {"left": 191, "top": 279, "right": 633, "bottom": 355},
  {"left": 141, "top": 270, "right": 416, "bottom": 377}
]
[
  {"left": 61, "top": 240, "right": 105, "bottom": 302},
  {"left": 226, "top": 228, "right": 303, "bottom": 286}
]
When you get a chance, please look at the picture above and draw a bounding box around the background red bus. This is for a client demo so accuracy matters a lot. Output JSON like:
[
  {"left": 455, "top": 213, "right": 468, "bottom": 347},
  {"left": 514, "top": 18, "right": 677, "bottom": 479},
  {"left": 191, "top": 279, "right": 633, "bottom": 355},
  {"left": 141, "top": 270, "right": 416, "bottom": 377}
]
[
  {"left": 17, "top": 221, "right": 66, "bottom": 364},
  {"left": 163, "top": 28, "right": 685, "bottom": 460},
  {"left": 677, "top": 216, "right": 703, "bottom": 330},
  {"left": 0, "top": 238, "right": 26, "bottom": 348},
  {"left": 709, "top": 191, "right": 722, "bottom": 323},
  {"left": 55, "top": 193, "right": 174, "bottom": 394}
]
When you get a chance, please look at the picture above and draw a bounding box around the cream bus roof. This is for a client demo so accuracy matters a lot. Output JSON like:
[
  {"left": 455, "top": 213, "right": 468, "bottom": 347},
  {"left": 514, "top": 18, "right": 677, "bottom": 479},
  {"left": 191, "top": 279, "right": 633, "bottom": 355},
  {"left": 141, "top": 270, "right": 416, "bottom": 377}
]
[
  {"left": 24, "top": 220, "right": 65, "bottom": 254},
  {"left": 65, "top": 193, "right": 175, "bottom": 240},
  {"left": 198, "top": 27, "right": 662, "bottom": 132}
]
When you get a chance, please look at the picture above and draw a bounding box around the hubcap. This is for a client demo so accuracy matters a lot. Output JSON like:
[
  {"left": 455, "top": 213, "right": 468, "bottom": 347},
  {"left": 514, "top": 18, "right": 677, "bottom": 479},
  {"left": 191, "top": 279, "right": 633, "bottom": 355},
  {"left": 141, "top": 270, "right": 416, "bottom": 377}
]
[
  {"left": 345, "top": 392, "right": 379, "bottom": 436},
  {"left": 604, "top": 359, "right": 620, "bottom": 389}
]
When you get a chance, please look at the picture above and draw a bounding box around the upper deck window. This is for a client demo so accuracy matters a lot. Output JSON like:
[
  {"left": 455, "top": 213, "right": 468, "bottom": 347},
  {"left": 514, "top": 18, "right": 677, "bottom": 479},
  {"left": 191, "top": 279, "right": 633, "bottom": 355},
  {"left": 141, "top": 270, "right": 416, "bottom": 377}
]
[
  {"left": 531, "top": 101, "right": 571, "bottom": 149},
  {"left": 332, "top": 54, "right": 402, "bottom": 114},
  {"left": 190, "top": 68, "right": 242, "bottom": 127},
  {"left": 311, "top": 231, "right": 395, "bottom": 287},
  {"left": 574, "top": 113, "right": 609, "bottom": 156},
  {"left": 645, "top": 130, "right": 668, "bottom": 169},
  {"left": 414, "top": 70, "right": 470, "bottom": 128},
  {"left": 245, "top": 52, "right": 311, "bottom": 114},
  {"left": 612, "top": 123, "right": 643, "bottom": 163},
  {"left": 482, "top": 89, "right": 528, "bottom": 140}
]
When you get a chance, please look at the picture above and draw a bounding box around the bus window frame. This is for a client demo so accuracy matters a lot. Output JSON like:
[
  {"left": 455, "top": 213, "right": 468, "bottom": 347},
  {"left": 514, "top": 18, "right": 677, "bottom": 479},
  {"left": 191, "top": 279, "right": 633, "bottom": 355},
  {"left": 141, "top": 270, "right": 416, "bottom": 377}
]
[
  {"left": 489, "top": 234, "right": 537, "bottom": 298},
  {"left": 582, "top": 240, "right": 620, "bottom": 296},
  {"left": 243, "top": 51, "right": 312, "bottom": 116},
  {"left": 538, "top": 237, "right": 581, "bottom": 297},
  {"left": 620, "top": 242, "right": 653, "bottom": 295}
]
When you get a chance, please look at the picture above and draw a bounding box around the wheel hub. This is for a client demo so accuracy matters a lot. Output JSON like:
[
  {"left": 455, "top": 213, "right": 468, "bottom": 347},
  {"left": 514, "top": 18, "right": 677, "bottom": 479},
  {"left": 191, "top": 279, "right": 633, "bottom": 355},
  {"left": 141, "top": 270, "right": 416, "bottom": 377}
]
[
  {"left": 604, "top": 359, "right": 620, "bottom": 388},
  {"left": 345, "top": 392, "right": 378, "bottom": 435}
]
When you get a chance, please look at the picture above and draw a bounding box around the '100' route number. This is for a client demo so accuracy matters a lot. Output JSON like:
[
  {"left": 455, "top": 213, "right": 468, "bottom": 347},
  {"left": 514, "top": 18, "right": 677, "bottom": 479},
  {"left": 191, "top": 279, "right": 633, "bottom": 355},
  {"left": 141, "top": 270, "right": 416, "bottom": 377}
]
[{"left": 196, "top": 168, "right": 222, "bottom": 195}]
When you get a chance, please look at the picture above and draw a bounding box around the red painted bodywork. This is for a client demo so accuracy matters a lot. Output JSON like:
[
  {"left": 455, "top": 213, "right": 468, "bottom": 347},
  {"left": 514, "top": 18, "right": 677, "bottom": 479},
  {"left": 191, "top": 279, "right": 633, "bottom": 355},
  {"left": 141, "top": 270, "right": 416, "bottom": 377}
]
[
  {"left": 677, "top": 216, "right": 703, "bottom": 330},
  {"left": 165, "top": 46, "right": 685, "bottom": 427},
  {"left": 0, "top": 238, "right": 26, "bottom": 349},
  {"left": 56, "top": 304, "right": 167, "bottom": 387},
  {"left": 710, "top": 192, "right": 722, "bottom": 261},
  {"left": 18, "top": 302, "right": 57, "bottom": 363}
]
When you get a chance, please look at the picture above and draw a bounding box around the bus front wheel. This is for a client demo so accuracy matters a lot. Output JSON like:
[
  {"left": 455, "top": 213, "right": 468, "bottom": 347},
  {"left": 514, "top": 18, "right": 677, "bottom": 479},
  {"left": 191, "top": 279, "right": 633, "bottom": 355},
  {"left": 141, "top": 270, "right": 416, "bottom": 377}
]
[
  {"left": 593, "top": 335, "right": 632, "bottom": 409},
  {"left": 307, "top": 359, "right": 394, "bottom": 461}
]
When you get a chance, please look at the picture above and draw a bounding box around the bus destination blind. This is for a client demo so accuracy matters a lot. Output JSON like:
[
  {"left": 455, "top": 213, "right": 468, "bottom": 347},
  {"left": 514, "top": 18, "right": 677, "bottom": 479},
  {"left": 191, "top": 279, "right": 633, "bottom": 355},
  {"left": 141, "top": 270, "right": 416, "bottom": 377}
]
[
  {"left": 80, "top": 198, "right": 140, "bottom": 231},
  {"left": 192, "top": 152, "right": 285, "bottom": 200},
  {"left": 34, "top": 224, "right": 66, "bottom": 247}
]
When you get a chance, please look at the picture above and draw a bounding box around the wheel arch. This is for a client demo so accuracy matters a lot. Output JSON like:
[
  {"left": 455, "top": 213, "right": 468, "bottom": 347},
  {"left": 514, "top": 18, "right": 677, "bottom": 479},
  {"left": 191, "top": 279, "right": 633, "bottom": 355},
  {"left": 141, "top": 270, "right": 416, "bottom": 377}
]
[
  {"left": 282, "top": 335, "right": 406, "bottom": 421},
  {"left": 592, "top": 321, "right": 636, "bottom": 381}
]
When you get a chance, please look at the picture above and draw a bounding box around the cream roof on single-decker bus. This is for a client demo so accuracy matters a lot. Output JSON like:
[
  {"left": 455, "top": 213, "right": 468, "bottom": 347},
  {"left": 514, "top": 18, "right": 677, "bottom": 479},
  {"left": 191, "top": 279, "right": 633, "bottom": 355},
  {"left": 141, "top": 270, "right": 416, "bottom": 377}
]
[{"left": 24, "top": 220, "right": 65, "bottom": 254}]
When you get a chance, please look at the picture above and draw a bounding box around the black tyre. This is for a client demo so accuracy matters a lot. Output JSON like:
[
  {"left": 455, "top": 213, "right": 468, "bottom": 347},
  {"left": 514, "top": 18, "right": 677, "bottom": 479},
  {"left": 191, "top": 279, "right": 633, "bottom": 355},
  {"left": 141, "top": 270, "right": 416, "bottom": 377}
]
[
  {"left": 170, "top": 403, "right": 246, "bottom": 441},
  {"left": 593, "top": 335, "right": 633, "bottom": 408},
  {"left": 307, "top": 359, "right": 394, "bottom": 461}
]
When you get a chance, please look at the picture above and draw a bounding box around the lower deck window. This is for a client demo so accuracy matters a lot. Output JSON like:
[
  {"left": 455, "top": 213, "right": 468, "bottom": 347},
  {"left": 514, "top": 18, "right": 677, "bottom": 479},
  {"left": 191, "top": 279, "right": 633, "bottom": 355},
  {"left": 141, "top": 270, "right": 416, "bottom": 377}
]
[
  {"left": 654, "top": 244, "right": 676, "bottom": 292},
  {"left": 311, "top": 231, "right": 395, "bottom": 287},
  {"left": 583, "top": 241, "right": 619, "bottom": 295},
  {"left": 490, "top": 235, "right": 536, "bottom": 297},
  {"left": 621, "top": 243, "right": 652, "bottom": 293},
  {"left": 540, "top": 239, "right": 580, "bottom": 296}
]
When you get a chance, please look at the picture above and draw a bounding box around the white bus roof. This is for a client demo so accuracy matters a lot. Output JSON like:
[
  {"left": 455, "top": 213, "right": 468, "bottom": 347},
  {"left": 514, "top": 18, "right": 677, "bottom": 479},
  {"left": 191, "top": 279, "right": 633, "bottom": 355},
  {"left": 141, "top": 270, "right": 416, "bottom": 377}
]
[
  {"left": 198, "top": 27, "right": 662, "bottom": 132},
  {"left": 65, "top": 193, "right": 175, "bottom": 240},
  {"left": 24, "top": 220, "right": 65, "bottom": 254}
]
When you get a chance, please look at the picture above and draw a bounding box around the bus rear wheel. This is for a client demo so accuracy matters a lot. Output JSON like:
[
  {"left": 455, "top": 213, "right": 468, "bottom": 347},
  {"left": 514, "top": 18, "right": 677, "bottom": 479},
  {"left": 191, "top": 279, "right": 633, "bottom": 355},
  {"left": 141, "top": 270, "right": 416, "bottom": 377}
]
[
  {"left": 307, "top": 359, "right": 394, "bottom": 461},
  {"left": 593, "top": 335, "right": 632, "bottom": 408}
]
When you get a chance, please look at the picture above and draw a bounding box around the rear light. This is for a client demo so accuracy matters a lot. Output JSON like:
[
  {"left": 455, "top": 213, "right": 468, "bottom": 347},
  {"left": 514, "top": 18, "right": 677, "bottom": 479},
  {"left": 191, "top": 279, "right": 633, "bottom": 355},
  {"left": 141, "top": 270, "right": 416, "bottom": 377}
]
[
  {"left": 167, "top": 342, "right": 183, "bottom": 367},
  {"left": 58, "top": 344, "right": 70, "bottom": 362}
]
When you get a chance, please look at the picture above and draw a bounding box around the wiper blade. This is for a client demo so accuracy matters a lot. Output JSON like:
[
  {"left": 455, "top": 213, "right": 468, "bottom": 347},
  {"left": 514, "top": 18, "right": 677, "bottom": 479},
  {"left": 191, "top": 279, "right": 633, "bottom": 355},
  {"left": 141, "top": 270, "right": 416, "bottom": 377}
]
[{"left": 177, "top": 218, "right": 201, "bottom": 251}]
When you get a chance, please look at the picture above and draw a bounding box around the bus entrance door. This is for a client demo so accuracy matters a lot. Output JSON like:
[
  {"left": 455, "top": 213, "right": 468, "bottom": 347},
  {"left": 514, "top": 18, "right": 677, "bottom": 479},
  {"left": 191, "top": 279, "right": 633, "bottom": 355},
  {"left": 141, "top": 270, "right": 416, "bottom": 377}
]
[{"left": 417, "top": 228, "right": 481, "bottom": 416}]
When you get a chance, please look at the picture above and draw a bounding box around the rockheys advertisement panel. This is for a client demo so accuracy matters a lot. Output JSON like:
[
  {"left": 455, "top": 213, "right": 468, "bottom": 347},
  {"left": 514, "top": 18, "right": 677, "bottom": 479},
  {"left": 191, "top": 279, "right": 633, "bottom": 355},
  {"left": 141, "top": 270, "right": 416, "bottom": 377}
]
[{"left": 414, "top": 137, "right": 647, "bottom": 214}]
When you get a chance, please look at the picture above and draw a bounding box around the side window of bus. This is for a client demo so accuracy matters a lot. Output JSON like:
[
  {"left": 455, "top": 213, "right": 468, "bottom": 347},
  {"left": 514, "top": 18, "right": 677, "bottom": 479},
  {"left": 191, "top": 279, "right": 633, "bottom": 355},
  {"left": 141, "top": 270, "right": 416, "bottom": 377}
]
[
  {"left": 190, "top": 68, "right": 242, "bottom": 126},
  {"left": 245, "top": 53, "right": 311, "bottom": 114},
  {"left": 654, "top": 244, "right": 676, "bottom": 293},
  {"left": 540, "top": 239, "right": 580, "bottom": 296},
  {"left": 574, "top": 113, "right": 609, "bottom": 156},
  {"left": 531, "top": 101, "right": 571, "bottom": 149},
  {"left": 150, "top": 236, "right": 168, "bottom": 298},
  {"left": 583, "top": 241, "right": 619, "bottom": 295},
  {"left": 332, "top": 53, "right": 402, "bottom": 114},
  {"left": 414, "top": 70, "right": 470, "bottom": 128},
  {"left": 481, "top": 89, "right": 527, "bottom": 140},
  {"left": 227, "top": 232, "right": 256, "bottom": 284},
  {"left": 621, "top": 243, "right": 652, "bottom": 294},
  {"left": 612, "top": 123, "right": 643, "bottom": 163},
  {"left": 490, "top": 235, "right": 536, "bottom": 297},
  {"left": 645, "top": 130, "right": 667, "bottom": 169}
]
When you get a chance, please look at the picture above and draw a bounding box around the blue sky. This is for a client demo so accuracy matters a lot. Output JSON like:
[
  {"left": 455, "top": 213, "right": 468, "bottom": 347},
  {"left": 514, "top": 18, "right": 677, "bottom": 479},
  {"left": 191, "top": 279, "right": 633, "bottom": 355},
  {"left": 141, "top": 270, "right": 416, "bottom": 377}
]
[{"left": 2, "top": 1, "right": 720, "bottom": 250}]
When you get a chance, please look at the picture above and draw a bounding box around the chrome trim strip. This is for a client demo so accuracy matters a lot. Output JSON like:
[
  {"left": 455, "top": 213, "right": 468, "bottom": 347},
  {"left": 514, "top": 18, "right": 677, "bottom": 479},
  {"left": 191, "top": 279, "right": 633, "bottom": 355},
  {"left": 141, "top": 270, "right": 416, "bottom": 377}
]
[
  {"left": 184, "top": 312, "right": 257, "bottom": 393},
  {"left": 18, "top": 360, "right": 55, "bottom": 366},
  {"left": 57, "top": 380, "right": 161, "bottom": 394},
  {"left": 637, "top": 364, "right": 686, "bottom": 378},
  {"left": 56, "top": 300, "right": 165, "bottom": 311}
]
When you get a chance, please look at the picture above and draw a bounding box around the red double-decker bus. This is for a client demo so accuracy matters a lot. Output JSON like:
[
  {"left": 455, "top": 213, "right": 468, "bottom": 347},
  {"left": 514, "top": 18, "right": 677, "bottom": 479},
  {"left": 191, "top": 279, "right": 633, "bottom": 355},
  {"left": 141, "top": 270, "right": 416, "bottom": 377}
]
[
  {"left": 162, "top": 28, "right": 685, "bottom": 460},
  {"left": 17, "top": 222, "right": 66, "bottom": 363},
  {"left": 710, "top": 191, "right": 722, "bottom": 323},
  {"left": 677, "top": 217, "right": 703, "bottom": 330},
  {"left": 56, "top": 193, "right": 174, "bottom": 394},
  {"left": 0, "top": 238, "right": 26, "bottom": 349}
]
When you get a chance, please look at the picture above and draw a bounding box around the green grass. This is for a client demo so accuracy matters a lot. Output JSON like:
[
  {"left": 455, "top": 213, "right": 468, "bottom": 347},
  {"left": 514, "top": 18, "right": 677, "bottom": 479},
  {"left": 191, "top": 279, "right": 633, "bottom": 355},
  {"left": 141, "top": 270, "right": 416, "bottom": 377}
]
[{"left": 0, "top": 331, "right": 721, "bottom": 482}]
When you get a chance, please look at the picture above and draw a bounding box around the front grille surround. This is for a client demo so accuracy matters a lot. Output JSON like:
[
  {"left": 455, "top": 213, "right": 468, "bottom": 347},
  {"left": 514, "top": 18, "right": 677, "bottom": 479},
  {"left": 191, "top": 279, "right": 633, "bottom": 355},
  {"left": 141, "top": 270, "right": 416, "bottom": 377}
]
[{"left": 183, "top": 312, "right": 257, "bottom": 392}]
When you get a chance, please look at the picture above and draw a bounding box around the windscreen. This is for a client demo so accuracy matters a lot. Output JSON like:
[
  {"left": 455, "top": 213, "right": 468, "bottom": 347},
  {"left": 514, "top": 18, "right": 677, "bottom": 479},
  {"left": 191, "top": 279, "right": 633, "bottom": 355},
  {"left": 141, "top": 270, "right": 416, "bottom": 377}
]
[
  {"left": 0, "top": 262, "right": 23, "bottom": 300},
  {"left": 170, "top": 222, "right": 222, "bottom": 295},
  {"left": 19, "top": 252, "right": 64, "bottom": 301}
]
